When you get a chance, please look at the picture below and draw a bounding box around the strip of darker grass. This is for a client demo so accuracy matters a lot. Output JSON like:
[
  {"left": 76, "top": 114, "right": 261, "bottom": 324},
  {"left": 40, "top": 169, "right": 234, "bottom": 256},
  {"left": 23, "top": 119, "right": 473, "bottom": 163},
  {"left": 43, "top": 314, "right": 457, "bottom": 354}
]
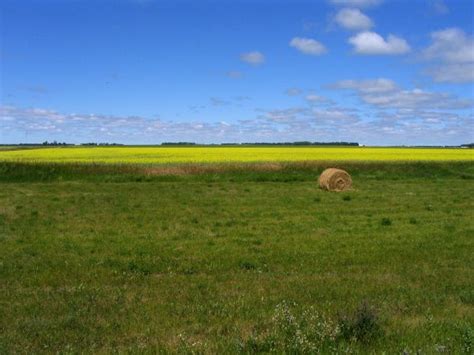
[{"left": 0, "top": 160, "right": 473, "bottom": 183}]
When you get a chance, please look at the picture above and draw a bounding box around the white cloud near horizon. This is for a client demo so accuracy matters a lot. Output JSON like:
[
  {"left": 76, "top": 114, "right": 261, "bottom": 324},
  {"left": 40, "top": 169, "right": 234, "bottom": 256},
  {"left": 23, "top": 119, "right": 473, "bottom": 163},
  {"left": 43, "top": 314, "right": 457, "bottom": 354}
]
[
  {"left": 335, "top": 8, "right": 373, "bottom": 31},
  {"left": 329, "top": 78, "right": 397, "bottom": 93},
  {"left": 1, "top": 93, "right": 472, "bottom": 146},
  {"left": 422, "top": 27, "right": 474, "bottom": 83},
  {"left": 290, "top": 37, "right": 327, "bottom": 56},
  {"left": 240, "top": 51, "right": 265, "bottom": 65},
  {"left": 348, "top": 31, "right": 410, "bottom": 55},
  {"left": 329, "top": 78, "right": 473, "bottom": 110}
]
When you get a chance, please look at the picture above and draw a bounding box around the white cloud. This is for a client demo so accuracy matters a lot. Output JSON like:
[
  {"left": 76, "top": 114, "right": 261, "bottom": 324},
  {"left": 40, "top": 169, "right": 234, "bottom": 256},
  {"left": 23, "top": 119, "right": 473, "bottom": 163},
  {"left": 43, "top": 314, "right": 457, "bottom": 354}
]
[
  {"left": 348, "top": 31, "right": 410, "bottom": 55},
  {"left": 261, "top": 108, "right": 308, "bottom": 123},
  {"left": 305, "top": 94, "right": 332, "bottom": 105},
  {"left": 361, "top": 89, "right": 472, "bottom": 110},
  {"left": 424, "top": 28, "right": 474, "bottom": 63},
  {"left": 330, "top": 78, "right": 473, "bottom": 110},
  {"left": 329, "top": 78, "right": 397, "bottom": 93},
  {"left": 290, "top": 37, "right": 327, "bottom": 56},
  {"left": 425, "top": 63, "right": 474, "bottom": 84},
  {"left": 2, "top": 102, "right": 472, "bottom": 146},
  {"left": 311, "top": 108, "right": 360, "bottom": 124},
  {"left": 335, "top": 8, "right": 373, "bottom": 31},
  {"left": 240, "top": 51, "right": 265, "bottom": 65},
  {"left": 422, "top": 28, "right": 474, "bottom": 83},
  {"left": 329, "top": 0, "right": 382, "bottom": 7}
]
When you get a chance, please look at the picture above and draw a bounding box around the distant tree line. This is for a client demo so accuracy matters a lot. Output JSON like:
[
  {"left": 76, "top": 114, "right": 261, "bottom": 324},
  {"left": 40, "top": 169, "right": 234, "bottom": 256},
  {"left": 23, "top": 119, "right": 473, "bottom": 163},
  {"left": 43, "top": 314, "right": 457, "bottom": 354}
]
[
  {"left": 161, "top": 142, "right": 196, "bottom": 146},
  {"left": 80, "top": 143, "right": 124, "bottom": 146},
  {"left": 161, "top": 141, "right": 359, "bottom": 146},
  {"left": 237, "top": 141, "right": 359, "bottom": 146},
  {"left": 42, "top": 141, "right": 69, "bottom": 146}
]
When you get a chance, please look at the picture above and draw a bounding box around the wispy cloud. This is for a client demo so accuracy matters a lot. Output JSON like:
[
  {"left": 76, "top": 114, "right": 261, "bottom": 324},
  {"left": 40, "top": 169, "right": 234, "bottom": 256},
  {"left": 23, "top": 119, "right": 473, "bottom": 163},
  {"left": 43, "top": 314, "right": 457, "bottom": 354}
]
[
  {"left": 305, "top": 94, "right": 334, "bottom": 105},
  {"left": 285, "top": 88, "right": 303, "bottom": 96},
  {"left": 240, "top": 51, "right": 265, "bottom": 65},
  {"left": 431, "top": 0, "right": 449, "bottom": 15},
  {"left": 329, "top": 78, "right": 473, "bottom": 109},
  {"left": 210, "top": 97, "right": 231, "bottom": 107},
  {"left": 21, "top": 85, "right": 49, "bottom": 94}
]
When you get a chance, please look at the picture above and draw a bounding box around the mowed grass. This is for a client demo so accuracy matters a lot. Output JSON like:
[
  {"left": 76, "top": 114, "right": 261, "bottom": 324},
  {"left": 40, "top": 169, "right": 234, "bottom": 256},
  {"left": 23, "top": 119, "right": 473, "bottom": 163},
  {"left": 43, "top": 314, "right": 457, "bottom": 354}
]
[
  {"left": 0, "top": 146, "right": 472, "bottom": 164},
  {"left": 0, "top": 162, "right": 473, "bottom": 353}
]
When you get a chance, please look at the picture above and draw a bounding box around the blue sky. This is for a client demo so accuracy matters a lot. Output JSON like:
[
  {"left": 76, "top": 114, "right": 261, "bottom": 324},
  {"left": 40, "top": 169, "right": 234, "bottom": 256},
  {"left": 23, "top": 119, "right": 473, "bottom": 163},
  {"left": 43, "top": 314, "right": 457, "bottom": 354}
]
[{"left": 1, "top": 0, "right": 473, "bottom": 145}]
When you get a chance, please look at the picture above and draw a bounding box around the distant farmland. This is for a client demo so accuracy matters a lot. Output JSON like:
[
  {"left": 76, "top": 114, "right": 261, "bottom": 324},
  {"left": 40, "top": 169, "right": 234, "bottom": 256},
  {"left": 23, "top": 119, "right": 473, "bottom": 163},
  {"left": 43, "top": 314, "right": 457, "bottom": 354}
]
[{"left": 0, "top": 146, "right": 472, "bottom": 164}]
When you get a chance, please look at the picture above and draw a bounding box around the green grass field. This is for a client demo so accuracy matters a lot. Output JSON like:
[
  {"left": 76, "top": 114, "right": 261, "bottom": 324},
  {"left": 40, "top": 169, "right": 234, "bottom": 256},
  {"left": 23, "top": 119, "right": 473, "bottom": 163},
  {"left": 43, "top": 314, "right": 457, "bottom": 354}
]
[
  {"left": 0, "top": 149, "right": 473, "bottom": 353},
  {"left": 0, "top": 146, "right": 472, "bottom": 164}
]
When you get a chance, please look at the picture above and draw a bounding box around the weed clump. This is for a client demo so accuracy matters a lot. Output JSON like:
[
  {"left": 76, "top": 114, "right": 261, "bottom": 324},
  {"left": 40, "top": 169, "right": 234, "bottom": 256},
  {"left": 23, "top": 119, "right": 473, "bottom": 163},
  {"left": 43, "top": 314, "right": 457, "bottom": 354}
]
[
  {"left": 239, "top": 301, "right": 385, "bottom": 353},
  {"left": 381, "top": 218, "right": 392, "bottom": 226},
  {"left": 462, "top": 326, "right": 473, "bottom": 353},
  {"left": 239, "top": 301, "right": 341, "bottom": 353},
  {"left": 239, "top": 261, "right": 257, "bottom": 271},
  {"left": 338, "top": 301, "right": 383, "bottom": 344}
]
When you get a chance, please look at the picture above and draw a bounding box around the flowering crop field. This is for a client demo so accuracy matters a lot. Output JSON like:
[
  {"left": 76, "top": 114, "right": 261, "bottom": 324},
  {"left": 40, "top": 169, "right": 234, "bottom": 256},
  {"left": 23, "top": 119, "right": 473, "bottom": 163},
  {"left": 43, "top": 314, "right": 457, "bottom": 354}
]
[{"left": 0, "top": 146, "right": 472, "bottom": 164}]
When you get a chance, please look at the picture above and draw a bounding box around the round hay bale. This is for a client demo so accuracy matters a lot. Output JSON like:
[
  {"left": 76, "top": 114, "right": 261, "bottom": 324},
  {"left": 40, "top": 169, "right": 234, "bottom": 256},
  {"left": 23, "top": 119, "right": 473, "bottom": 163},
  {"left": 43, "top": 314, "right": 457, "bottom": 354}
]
[{"left": 318, "top": 168, "right": 352, "bottom": 192}]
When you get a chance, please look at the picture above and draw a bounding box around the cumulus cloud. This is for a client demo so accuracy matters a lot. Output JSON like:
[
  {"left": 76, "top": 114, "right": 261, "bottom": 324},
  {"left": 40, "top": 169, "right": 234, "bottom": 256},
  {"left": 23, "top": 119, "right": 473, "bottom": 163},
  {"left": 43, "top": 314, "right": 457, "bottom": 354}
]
[
  {"left": 335, "top": 8, "right": 373, "bottom": 31},
  {"left": 290, "top": 37, "right": 327, "bottom": 56},
  {"left": 422, "top": 28, "right": 474, "bottom": 83},
  {"left": 348, "top": 31, "right": 410, "bottom": 55},
  {"left": 240, "top": 51, "right": 265, "bottom": 65},
  {"left": 329, "top": 0, "right": 382, "bottom": 7},
  {"left": 329, "top": 78, "right": 473, "bottom": 110},
  {"left": 424, "top": 28, "right": 474, "bottom": 63}
]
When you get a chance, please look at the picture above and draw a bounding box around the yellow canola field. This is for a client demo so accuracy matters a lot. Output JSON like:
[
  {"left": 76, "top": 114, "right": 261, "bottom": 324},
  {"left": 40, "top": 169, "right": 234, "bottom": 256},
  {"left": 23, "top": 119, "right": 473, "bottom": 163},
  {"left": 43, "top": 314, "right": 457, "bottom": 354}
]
[{"left": 0, "top": 146, "right": 472, "bottom": 164}]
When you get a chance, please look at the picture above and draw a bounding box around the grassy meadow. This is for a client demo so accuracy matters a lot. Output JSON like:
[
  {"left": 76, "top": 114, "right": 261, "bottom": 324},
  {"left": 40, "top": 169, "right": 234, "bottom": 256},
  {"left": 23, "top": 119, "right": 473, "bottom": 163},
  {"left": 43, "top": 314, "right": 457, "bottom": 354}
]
[{"left": 0, "top": 147, "right": 473, "bottom": 353}]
